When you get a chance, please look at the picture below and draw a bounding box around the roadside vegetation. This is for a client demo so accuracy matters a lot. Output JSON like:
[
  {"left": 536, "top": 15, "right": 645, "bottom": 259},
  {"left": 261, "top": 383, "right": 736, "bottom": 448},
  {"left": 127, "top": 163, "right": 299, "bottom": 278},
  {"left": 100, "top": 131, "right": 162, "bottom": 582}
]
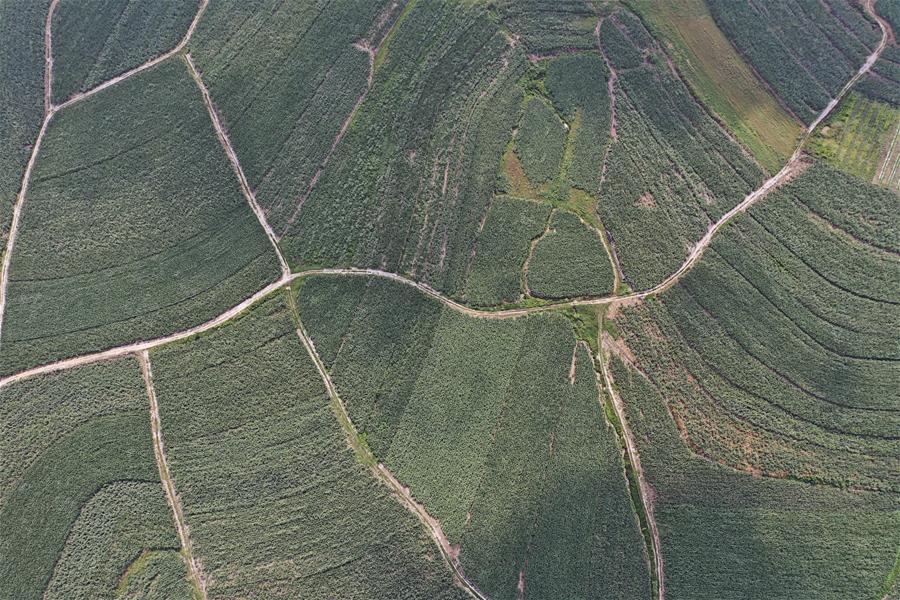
[
  {"left": 625, "top": 0, "right": 802, "bottom": 172},
  {"left": 149, "top": 294, "right": 468, "bottom": 600},
  {"left": 51, "top": 0, "right": 196, "bottom": 104},
  {"left": 0, "top": 60, "right": 281, "bottom": 375},
  {"left": 0, "top": 359, "right": 189, "bottom": 600},
  {"left": 298, "top": 276, "right": 651, "bottom": 600}
]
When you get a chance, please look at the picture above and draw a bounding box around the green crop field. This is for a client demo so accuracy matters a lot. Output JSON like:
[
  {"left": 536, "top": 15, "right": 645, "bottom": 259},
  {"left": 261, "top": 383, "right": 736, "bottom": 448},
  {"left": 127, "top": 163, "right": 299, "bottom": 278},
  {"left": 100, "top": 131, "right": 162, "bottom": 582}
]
[
  {"left": 298, "top": 276, "right": 651, "bottom": 600},
  {"left": 597, "top": 7, "right": 764, "bottom": 290},
  {"left": 610, "top": 163, "right": 899, "bottom": 492},
  {"left": 149, "top": 293, "right": 468, "bottom": 599},
  {"left": 609, "top": 355, "right": 900, "bottom": 600},
  {"left": 279, "top": 0, "right": 527, "bottom": 297},
  {"left": 0, "top": 359, "right": 189, "bottom": 600},
  {"left": 463, "top": 196, "right": 550, "bottom": 306},
  {"left": 0, "top": 0, "right": 48, "bottom": 242},
  {"left": 187, "top": 0, "right": 397, "bottom": 233},
  {"left": 707, "top": 0, "right": 881, "bottom": 122},
  {"left": 625, "top": 0, "right": 802, "bottom": 172},
  {"left": 51, "top": 0, "right": 197, "bottom": 104},
  {"left": 527, "top": 210, "right": 614, "bottom": 299},
  {"left": 0, "top": 60, "right": 280, "bottom": 375},
  {"left": 811, "top": 92, "right": 900, "bottom": 189},
  {"left": 1, "top": 1, "right": 897, "bottom": 598}
]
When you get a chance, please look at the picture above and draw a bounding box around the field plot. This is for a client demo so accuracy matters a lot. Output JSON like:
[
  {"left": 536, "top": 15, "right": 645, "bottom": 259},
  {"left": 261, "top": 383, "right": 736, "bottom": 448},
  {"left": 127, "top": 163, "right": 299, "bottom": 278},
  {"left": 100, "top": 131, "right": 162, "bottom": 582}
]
[
  {"left": 597, "top": 8, "right": 763, "bottom": 289},
  {"left": 810, "top": 92, "right": 900, "bottom": 189},
  {"left": 280, "top": 0, "right": 528, "bottom": 297},
  {"left": 527, "top": 210, "right": 614, "bottom": 299},
  {"left": 0, "top": 0, "right": 48, "bottom": 242},
  {"left": 463, "top": 197, "right": 550, "bottom": 306},
  {"left": 298, "top": 276, "right": 651, "bottom": 600},
  {"left": 609, "top": 355, "right": 900, "bottom": 600},
  {"left": 707, "top": 0, "right": 880, "bottom": 122},
  {"left": 611, "top": 163, "right": 899, "bottom": 493},
  {"left": 50, "top": 0, "right": 197, "bottom": 104},
  {"left": 0, "top": 60, "right": 280, "bottom": 375},
  {"left": 625, "top": 0, "right": 802, "bottom": 172},
  {"left": 150, "top": 294, "right": 468, "bottom": 600},
  {"left": 187, "top": 0, "right": 397, "bottom": 233},
  {"left": 515, "top": 97, "right": 567, "bottom": 184},
  {"left": 494, "top": 0, "right": 599, "bottom": 55},
  {"left": 0, "top": 359, "right": 190, "bottom": 600}
]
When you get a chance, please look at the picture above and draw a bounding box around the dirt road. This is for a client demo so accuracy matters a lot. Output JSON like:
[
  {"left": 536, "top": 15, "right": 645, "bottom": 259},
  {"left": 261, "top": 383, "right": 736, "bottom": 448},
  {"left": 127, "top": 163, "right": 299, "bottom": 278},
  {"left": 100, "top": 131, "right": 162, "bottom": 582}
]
[{"left": 139, "top": 351, "right": 208, "bottom": 600}]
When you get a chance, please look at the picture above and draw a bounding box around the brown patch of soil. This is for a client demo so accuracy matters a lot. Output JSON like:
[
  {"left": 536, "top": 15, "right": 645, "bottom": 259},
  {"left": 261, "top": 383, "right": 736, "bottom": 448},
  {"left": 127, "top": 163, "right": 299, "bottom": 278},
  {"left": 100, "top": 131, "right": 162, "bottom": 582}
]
[{"left": 636, "top": 191, "right": 656, "bottom": 207}]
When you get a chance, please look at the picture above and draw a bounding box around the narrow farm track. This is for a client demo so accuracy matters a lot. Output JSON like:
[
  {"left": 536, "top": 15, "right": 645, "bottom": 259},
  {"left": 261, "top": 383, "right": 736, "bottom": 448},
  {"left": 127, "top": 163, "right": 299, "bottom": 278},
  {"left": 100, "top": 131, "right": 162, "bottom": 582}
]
[
  {"left": 0, "top": 0, "right": 210, "bottom": 356},
  {"left": 183, "top": 52, "right": 291, "bottom": 277},
  {"left": 286, "top": 294, "right": 490, "bottom": 600},
  {"left": 139, "top": 351, "right": 209, "bottom": 600},
  {"left": 598, "top": 342, "right": 665, "bottom": 600}
]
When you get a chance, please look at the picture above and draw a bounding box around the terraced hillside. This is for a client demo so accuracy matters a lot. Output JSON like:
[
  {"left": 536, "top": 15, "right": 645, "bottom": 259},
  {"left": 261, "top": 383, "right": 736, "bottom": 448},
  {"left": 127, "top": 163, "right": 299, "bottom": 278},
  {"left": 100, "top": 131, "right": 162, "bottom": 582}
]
[{"left": 0, "top": 1, "right": 897, "bottom": 600}]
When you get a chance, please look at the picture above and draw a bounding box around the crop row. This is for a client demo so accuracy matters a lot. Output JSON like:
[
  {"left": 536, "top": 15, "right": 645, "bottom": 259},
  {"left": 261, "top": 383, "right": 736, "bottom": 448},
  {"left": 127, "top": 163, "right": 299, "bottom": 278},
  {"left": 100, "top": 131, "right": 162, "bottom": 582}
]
[
  {"left": 51, "top": 0, "right": 196, "bottom": 104},
  {"left": 597, "top": 8, "right": 763, "bottom": 289},
  {"left": 0, "top": 0, "right": 47, "bottom": 242},
  {"left": 0, "top": 358, "right": 186, "bottom": 600},
  {"left": 150, "top": 293, "right": 467, "bottom": 599},
  {"left": 707, "top": 0, "right": 879, "bottom": 122},
  {"left": 609, "top": 354, "right": 900, "bottom": 600},
  {"left": 494, "top": 0, "right": 599, "bottom": 55},
  {"left": 610, "top": 163, "right": 899, "bottom": 492},
  {"left": 298, "top": 275, "right": 651, "bottom": 600},
  {"left": 188, "top": 0, "right": 396, "bottom": 233},
  {"left": 280, "top": 0, "right": 527, "bottom": 298},
  {"left": 0, "top": 60, "right": 281, "bottom": 375}
]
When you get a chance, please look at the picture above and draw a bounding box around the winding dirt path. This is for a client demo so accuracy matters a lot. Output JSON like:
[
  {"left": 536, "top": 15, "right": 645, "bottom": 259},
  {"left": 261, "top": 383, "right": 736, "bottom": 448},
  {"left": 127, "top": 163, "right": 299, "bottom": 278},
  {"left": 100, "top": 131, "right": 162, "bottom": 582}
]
[
  {"left": 184, "top": 52, "right": 290, "bottom": 277},
  {"left": 139, "top": 351, "right": 208, "bottom": 600},
  {"left": 598, "top": 341, "right": 665, "bottom": 600}
]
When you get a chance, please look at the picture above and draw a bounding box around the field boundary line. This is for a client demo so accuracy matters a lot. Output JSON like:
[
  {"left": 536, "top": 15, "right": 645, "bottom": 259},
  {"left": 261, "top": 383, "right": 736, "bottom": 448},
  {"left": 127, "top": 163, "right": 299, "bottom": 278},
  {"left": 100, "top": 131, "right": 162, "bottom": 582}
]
[
  {"left": 139, "top": 350, "right": 208, "bottom": 600},
  {"left": 285, "top": 291, "right": 491, "bottom": 600},
  {"left": 54, "top": 0, "right": 209, "bottom": 111},
  {"left": 183, "top": 53, "right": 290, "bottom": 277},
  {"left": 0, "top": 0, "right": 210, "bottom": 354},
  {"left": 598, "top": 339, "right": 665, "bottom": 600}
]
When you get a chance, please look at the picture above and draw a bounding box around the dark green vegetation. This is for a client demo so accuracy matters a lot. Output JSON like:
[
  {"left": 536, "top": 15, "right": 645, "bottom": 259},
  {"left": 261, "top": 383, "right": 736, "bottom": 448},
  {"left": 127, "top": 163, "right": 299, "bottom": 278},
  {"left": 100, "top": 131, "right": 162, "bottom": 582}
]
[
  {"left": 114, "top": 550, "right": 194, "bottom": 600},
  {"left": 280, "top": 0, "right": 527, "bottom": 296},
  {"left": 0, "top": 0, "right": 48, "bottom": 242},
  {"left": 463, "top": 197, "right": 550, "bottom": 306},
  {"left": 494, "top": 0, "right": 599, "bottom": 55},
  {"left": 545, "top": 53, "right": 613, "bottom": 194},
  {"left": 597, "top": 8, "right": 763, "bottom": 289},
  {"left": 515, "top": 97, "right": 567, "bottom": 184},
  {"left": 298, "top": 276, "right": 651, "bottom": 600},
  {"left": 611, "top": 163, "right": 899, "bottom": 493},
  {"left": 860, "top": 44, "right": 900, "bottom": 107},
  {"left": 0, "top": 60, "right": 280, "bottom": 375},
  {"left": 610, "top": 355, "right": 899, "bottom": 600},
  {"left": 150, "top": 294, "right": 468, "bottom": 599},
  {"left": 187, "top": 0, "right": 397, "bottom": 233},
  {"left": 43, "top": 482, "right": 192, "bottom": 600},
  {"left": 0, "top": 359, "right": 189, "bottom": 600},
  {"left": 707, "top": 0, "right": 880, "bottom": 122},
  {"left": 528, "top": 211, "right": 614, "bottom": 299},
  {"left": 50, "top": 0, "right": 196, "bottom": 103}
]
